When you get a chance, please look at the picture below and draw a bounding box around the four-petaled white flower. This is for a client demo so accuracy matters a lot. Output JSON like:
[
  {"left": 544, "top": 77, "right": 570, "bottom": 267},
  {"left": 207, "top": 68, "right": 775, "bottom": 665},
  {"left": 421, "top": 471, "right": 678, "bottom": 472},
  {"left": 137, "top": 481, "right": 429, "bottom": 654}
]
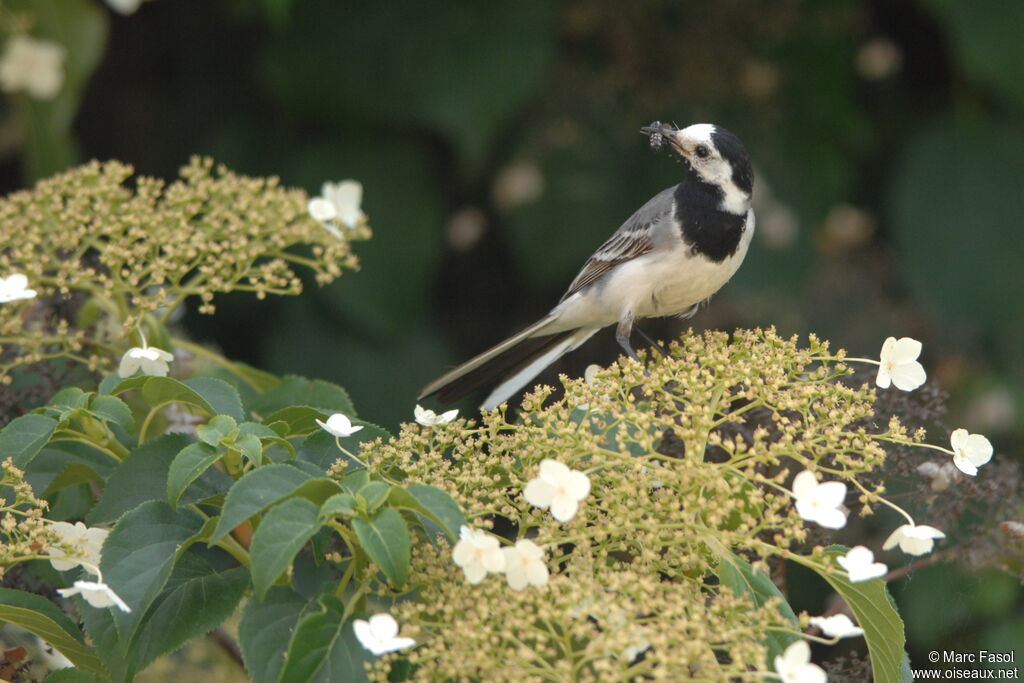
[
  {"left": 308, "top": 180, "right": 365, "bottom": 237},
  {"left": 883, "top": 523, "right": 945, "bottom": 556},
  {"left": 949, "top": 428, "right": 993, "bottom": 476},
  {"left": 875, "top": 336, "right": 927, "bottom": 391},
  {"left": 0, "top": 35, "right": 66, "bottom": 99},
  {"left": 0, "top": 273, "right": 38, "bottom": 303},
  {"left": 524, "top": 459, "right": 591, "bottom": 522},
  {"left": 47, "top": 522, "right": 108, "bottom": 573},
  {"left": 774, "top": 640, "right": 826, "bottom": 683},
  {"left": 809, "top": 614, "right": 864, "bottom": 639},
  {"left": 917, "top": 461, "right": 960, "bottom": 492},
  {"left": 315, "top": 413, "right": 364, "bottom": 438},
  {"left": 57, "top": 581, "right": 131, "bottom": 612},
  {"left": 791, "top": 470, "right": 848, "bottom": 529},
  {"left": 413, "top": 404, "right": 458, "bottom": 427},
  {"left": 118, "top": 345, "right": 174, "bottom": 378},
  {"left": 501, "top": 539, "right": 549, "bottom": 591},
  {"left": 452, "top": 525, "right": 505, "bottom": 584},
  {"left": 352, "top": 613, "right": 415, "bottom": 656},
  {"left": 836, "top": 545, "right": 888, "bottom": 583}
]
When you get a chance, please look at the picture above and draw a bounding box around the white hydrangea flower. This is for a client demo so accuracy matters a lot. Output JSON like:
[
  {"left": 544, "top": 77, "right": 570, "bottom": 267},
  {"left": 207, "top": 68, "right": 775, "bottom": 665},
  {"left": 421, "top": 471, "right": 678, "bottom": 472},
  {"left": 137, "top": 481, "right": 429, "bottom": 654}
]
[
  {"left": 875, "top": 336, "right": 926, "bottom": 391},
  {"left": 791, "top": 470, "right": 848, "bottom": 529},
  {"left": 0, "top": 35, "right": 65, "bottom": 99},
  {"left": 321, "top": 181, "right": 365, "bottom": 228},
  {"left": 47, "top": 522, "right": 108, "bottom": 573},
  {"left": 809, "top": 614, "right": 864, "bottom": 639},
  {"left": 57, "top": 580, "right": 131, "bottom": 612},
  {"left": 315, "top": 413, "right": 364, "bottom": 438},
  {"left": 774, "top": 640, "right": 827, "bottom": 683},
  {"left": 352, "top": 613, "right": 415, "bottom": 656},
  {"left": 307, "top": 197, "right": 338, "bottom": 223},
  {"left": 452, "top": 525, "right": 505, "bottom": 584},
  {"left": 117, "top": 345, "right": 174, "bottom": 378},
  {"left": 836, "top": 545, "right": 888, "bottom": 583},
  {"left": 413, "top": 404, "right": 458, "bottom": 427},
  {"left": 949, "top": 428, "right": 993, "bottom": 476},
  {"left": 883, "top": 523, "right": 945, "bottom": 556},
  {"left": 523, "top": 459, "right": 590, "bottom": 522},
  {"left": 917, "top": 461, "right": 960, "bottom": 492},
  {"left": 501, "top": 539, "right": 549, "bottom": 591},
  {"left": 0, "top": 273, "right": 38, "bottom": 303}
]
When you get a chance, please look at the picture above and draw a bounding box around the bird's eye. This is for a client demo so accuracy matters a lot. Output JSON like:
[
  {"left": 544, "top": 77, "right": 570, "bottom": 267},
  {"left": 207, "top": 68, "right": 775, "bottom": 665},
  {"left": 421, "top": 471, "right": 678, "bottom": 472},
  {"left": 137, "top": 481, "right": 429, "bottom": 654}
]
[{"left": 695, "top": 145, "right": 711, "bottom": 159}]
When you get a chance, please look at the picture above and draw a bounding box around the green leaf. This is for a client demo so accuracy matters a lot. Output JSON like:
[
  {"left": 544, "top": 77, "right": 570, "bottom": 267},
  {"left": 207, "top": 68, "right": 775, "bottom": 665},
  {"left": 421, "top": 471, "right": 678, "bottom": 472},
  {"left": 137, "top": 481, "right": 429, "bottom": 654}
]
[
  {"left": 1, "top": 413, "right": 58, "bottom": 467},
  {"left": 279, "top": 595, "right": 370, "bottom": 683},
  {"left": 88, "top": 395, "right": 135, "bottom": 434},
  {"left": 339, "top": 470, "right": 370, "bottom": 494},
  {"left": 390, "top": 484, "right": 465, "bottom": 541},
  {"left": 88, "top": 435, "right": 207, "bottom": 524},
  {"left": 793, "top": 548, "right": 909, "bottom": 683},
  {"left": 357, "top": 481, "right": 391, "bottom": 512},
  {"left": 713, "top": 547, "right": 799, "bottom": 664},
  {"left": 166, "top": 441, "right": 222, "bottom": 508},
  {"left": 250, "top": 374, "right": 356, "bottom": 417},
  {"left": 209, "top": 464, "right": 313, "bottom": 543},
  {"left": 262, "top": 405, "right": 328, "bottom": 436},
  {"left": 320, "top": 493, "right": 357, "bottom": 519},
  {"left": 42, "top": 669, "right": 110, "bottom": 683},
  {"left": 100, "top": 502, "right": 204, "bottom": 628},
  {"left": 238, "top": 587, "right": 307, "bottom": 683},
  {"left": 42, "top": 461, "right": 102, "bottom": 497},
  {"left": 196, "top": 414, "right": 237, "bottom": 446},
  {"left": 352, "top": 507, "right": 410, "bottom": 587},
  {"left": 250, "top": 498, "right": 321, "bottom": 599},
  {"left": 107, "top": 376, "right": 215, "bottom": 415},
  {"left": 0, "top": 588, "right": 107, "bottom": 674},
  {"left": 129, "top": 554, "right": 249, "bottom": 671},
  {"left": 183, "top": 377, "right": 245, "bottom": 421}
]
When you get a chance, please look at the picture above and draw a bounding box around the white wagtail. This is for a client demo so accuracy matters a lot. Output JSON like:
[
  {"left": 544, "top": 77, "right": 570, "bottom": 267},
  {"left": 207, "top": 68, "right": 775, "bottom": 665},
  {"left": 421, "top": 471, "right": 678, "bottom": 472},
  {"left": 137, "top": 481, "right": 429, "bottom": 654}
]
[{"left": 420, "top": 121, "right": 755, "bottom": 409}]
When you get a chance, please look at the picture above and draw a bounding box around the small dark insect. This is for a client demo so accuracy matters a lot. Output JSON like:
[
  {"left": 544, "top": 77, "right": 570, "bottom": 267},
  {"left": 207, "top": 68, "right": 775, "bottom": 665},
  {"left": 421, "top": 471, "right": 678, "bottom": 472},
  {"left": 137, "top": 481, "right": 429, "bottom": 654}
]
[{"left": 648, "top": 121, "right": 664, "bottom": 151}]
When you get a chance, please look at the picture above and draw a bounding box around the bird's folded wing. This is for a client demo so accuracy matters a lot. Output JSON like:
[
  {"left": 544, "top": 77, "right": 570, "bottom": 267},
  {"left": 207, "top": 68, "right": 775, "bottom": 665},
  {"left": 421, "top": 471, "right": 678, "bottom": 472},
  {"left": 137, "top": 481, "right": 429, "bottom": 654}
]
[{"left": 560, "top": 227, "right": 653, "bottom": 300}]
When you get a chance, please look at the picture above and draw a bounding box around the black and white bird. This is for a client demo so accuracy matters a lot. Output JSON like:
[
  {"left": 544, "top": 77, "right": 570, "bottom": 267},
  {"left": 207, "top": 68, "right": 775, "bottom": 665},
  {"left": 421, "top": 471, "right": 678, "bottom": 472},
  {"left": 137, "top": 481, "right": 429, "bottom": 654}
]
[{"left": 420, "top": 121, "right": 755, "bottom": 409}]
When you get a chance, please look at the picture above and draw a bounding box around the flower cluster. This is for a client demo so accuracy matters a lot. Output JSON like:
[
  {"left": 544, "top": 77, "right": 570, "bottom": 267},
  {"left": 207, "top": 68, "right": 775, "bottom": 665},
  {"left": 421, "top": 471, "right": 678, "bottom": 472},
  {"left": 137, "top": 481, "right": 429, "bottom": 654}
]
[
  {"left": 363, "top": 328, "right": 963, "bottom": 679},
  {"left": 0, "top": 158, "right": 369, "bottom": 384}
]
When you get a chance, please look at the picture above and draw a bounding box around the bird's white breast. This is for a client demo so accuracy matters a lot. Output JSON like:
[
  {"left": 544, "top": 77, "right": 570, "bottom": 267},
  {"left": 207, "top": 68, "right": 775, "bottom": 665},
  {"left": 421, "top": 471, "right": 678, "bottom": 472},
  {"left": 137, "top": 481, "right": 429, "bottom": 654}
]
[{"left": 548, "top": 209, "right": 754, "bottom": 331}]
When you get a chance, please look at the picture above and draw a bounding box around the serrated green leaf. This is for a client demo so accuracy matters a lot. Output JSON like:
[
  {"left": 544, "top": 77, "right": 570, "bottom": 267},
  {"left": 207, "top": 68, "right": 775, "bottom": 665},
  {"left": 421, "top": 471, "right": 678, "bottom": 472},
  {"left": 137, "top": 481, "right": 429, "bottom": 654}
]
[
  {"left": 0, "top": 588, "right": 106, "bottom": 675},
  {"left": 278, "top": 595, "right": 370, "bottom": 683},
  {"left": 183, "top": 377, "right": 245, "bottom": 421},
  {"left": 320, "top": 493, "right": 357, "bottom": 519},
  {"left": 42, "top": 461, "right": 102, "bottom": 497},
  {"left": 42, "top": 668, "right": 110, "bottom": 683},
  {"left": 1, "top": 413, "right": 58, "bottom": 467},
  {"left": 235, "top": 434, "right": 264, "bottom": 466},
  {"left": 353, "top": 507, "right": 410, "bottom": 587},
  {"left": 339, "top": 470, "right": 370, "bottom": 495},
  {"left": 87, "top": 435, "right": 188, "bottom": 524},
  {"left": 106, "top": 376, "right": 216, "bottom": 416},
  {"left": 238, "top": 587, "right": 307, "bottom": 683},
  {"left": 262, "top": 405, "right": 327, "bottom": 436},
  {"left": 166, "top": 441, "right": 222, "bottom": 508},
  {"left": 88, "top": 395, "right": 134, "bottom": 434},
  {"left": 400, "top": 484, "right": 465, "bottom": 541},
  {"left": 357, "top": 481, "right": 391, "bottom": 512},
  {"left": 792, "top": 548, "right": 908, "bottom": 683},
  {"left": 250, "top": 498, "right": 321, "bottom": 599},
  {"left": 250, "top": 375, "right": 356, "bottom": 417},
  {"left": 210, "top": 464, "right": 314, "bottom": 544},
  {"left": 291, "top": 478, "right": 343, "bottom": 506},
  {"left": 196, "top": 414, "right": 237, "bottom": 446},
  {"left": 129, "top": 554, "right": 249, "bottom": 671}
]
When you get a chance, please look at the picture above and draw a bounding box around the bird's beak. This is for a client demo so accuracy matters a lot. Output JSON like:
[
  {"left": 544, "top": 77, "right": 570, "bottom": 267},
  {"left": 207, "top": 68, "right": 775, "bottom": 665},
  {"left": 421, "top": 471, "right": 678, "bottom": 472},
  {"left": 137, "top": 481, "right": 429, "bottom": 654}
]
[{"left": 641, "top": 122, "right": 687, "bottom": 156}]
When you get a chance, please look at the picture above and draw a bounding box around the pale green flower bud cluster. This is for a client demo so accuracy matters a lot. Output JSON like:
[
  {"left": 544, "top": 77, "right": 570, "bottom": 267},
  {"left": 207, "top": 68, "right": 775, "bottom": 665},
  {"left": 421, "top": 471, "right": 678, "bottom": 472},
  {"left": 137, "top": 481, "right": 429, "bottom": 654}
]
[{"left": 0, "top": 157, "right": 368, "bottom": 383}]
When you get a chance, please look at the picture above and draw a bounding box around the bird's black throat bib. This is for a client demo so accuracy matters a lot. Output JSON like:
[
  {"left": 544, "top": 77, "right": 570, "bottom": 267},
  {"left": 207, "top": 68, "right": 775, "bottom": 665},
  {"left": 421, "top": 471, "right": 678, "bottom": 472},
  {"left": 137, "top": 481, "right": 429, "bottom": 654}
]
[{"left": 673, "top": 181, "right": 747, "bottom": 263}]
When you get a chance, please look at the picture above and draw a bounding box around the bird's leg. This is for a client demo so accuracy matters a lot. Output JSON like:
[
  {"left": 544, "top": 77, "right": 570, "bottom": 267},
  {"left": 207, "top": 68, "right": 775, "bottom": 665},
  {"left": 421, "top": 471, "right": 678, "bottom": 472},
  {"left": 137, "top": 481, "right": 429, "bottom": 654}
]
[
  {"left": 634, "top": 325, "right": 669, "bottom": 358},
  {"left": 615, "top": 314, "right": 642, "bottom": 363}
]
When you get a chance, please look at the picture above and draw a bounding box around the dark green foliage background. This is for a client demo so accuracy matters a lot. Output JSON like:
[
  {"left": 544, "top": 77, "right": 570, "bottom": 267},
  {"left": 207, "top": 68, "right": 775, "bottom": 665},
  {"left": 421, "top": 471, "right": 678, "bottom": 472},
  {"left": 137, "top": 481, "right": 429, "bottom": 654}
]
[{"left": 1, "top": 0, "right": 1021, "bottom": 677}]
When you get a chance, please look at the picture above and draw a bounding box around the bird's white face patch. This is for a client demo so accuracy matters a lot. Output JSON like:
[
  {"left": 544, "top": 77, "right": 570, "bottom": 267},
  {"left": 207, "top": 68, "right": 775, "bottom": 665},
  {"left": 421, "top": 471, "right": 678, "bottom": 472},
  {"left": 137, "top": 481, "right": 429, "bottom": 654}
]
[{"left": 672, "top": 123, "right": 749, "bottom": 215}]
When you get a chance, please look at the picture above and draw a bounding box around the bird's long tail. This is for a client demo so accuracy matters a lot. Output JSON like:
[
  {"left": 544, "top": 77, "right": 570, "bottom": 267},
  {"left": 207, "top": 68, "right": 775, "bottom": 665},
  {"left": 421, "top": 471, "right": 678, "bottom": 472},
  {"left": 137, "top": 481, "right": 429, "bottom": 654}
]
[{"left": 419, "top": 318, "right": 597, "bottom": 409}]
